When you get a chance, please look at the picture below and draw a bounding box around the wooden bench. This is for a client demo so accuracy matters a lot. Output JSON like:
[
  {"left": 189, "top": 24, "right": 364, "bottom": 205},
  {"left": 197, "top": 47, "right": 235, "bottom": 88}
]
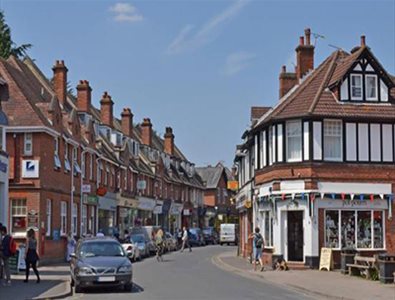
[{"left": 346, "top": 255, "right": 378, "bottom": 280}]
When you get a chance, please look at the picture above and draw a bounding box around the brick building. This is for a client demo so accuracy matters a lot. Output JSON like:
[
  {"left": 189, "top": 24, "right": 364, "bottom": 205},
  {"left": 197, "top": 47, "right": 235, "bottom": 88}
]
[
  {"left": 234, "top": 29, "right": 395, "bottom": 268},
  {"left": 0, "top": 55, "right": 204, "bottom": 262},
  {"left": 196, "top": 162, "right": 237, "bottom": 229}
]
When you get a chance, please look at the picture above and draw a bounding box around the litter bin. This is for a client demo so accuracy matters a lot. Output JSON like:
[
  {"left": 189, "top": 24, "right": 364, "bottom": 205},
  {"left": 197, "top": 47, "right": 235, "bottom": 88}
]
[
  {"left": 341, "top": 247, "right": 357, "bottom": 274},
  {"left": 378, "top": 254, "right": 395, "bottom": 284}
]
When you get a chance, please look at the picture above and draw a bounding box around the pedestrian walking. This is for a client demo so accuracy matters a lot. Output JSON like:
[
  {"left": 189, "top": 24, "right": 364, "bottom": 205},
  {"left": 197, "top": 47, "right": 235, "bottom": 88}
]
[
  {"left": 248, "top": 227, "right": 264, "bottom": 271},
  {"left": 180, "top": 226, "right": 192, "bottom": 253},
  {"left": 66, "top": 231, "right": 76, "bottom": 262},
  {"left": 0, "top": 226, "right": 12, "bottom": 286},
  {"left": 24, "top": 228, "right": 40, "bottom": 283},
  {"left": 155, "top": 228, "right": 164, "bottom": 262}
]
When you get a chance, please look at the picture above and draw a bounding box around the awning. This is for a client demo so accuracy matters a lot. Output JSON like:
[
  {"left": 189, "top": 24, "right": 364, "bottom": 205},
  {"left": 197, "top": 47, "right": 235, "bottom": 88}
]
[{"left": 116, "top": 194, "right": 139, "bottom": 209}]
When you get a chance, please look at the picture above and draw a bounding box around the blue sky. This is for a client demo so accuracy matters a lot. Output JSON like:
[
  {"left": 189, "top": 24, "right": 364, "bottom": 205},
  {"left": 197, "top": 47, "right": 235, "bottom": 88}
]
[{"left": 1, "top": 0, "right": 394, "bottom": 167}]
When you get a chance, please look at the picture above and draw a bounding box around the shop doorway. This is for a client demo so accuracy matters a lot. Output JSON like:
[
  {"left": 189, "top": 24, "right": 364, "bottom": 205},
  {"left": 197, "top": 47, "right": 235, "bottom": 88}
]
[{"left": 287, "top": 211, "right": 304, "bottom": 262}]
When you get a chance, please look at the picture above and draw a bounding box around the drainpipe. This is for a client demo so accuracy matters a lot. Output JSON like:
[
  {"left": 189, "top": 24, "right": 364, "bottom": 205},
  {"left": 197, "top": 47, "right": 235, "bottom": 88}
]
[
  {"left": 80, "top": 148, "right": 89, "bottom": 236},
  {"left": 95, "top": 157, "right": 102, "bottom": 235}
]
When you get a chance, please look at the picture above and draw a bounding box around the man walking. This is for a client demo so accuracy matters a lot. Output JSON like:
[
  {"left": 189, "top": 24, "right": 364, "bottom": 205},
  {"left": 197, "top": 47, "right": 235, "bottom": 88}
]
[
  {"left": 180, "top": 226, "right": 192, "bottom": 253},
  {"left": 0, "top": 226, "right": 12, "bottom": 285},
  {"left": 249, "top": 227, "right": 264, "bottom": 271}
]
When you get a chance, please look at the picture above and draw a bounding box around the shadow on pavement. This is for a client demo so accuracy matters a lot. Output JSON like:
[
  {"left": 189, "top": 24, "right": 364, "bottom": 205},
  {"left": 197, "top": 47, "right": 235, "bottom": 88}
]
[
  {"left": 0, "top": 278, "right": 64, "bottom": 299},
  {"left": 77, "top": 282, "right": 144, "bottom": 295}
]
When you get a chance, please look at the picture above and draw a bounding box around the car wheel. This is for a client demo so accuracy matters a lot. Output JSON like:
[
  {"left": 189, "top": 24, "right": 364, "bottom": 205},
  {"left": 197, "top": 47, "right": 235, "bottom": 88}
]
[
  {"left": 75, "top": 284, "right": 83, "bottom": 294},
  {"left": 124, "top": 283, "right": 133, "bottom": 292}
]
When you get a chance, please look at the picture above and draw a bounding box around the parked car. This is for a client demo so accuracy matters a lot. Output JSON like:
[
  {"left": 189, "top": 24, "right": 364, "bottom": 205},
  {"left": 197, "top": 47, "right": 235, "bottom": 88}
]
[
  {"left": 70, "top": 237, "right": 133, "bottom": 293},
  {"left": 220, "top": 223, "right": 238, "bottom": 245},
  {"left": 130, "top": 226, "right": 159, "bottom": 255},
  {"left": 164, "top": 232, "right": 178, "bottom": 251},
  {"left": 203, "top": 227, "right": 219, "bottom": 245},
  {"left": 130, "top": 234, "right": 150, "bottom": 258},
  {"left": 122, "top": 240, "right": 141, "bottom": 262},
  {"left": 188, "top": 228, "right": 205, "bottom": 247}
]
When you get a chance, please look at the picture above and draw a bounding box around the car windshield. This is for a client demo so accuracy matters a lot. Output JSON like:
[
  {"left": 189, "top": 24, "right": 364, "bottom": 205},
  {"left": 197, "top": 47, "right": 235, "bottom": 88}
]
[
  {"left": 79, "top": 241, "right": 125, "bottom": 258},
  {"left": 131, "top": 235, "right": 145, "bottom": 243}
]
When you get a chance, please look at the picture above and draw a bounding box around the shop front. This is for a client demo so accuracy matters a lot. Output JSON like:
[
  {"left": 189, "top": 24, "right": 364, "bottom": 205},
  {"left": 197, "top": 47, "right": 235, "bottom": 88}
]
[
  {"left": 236, "top": 182, "right": 253, "bottom": 258},
  {"left": 169, "top": 202, "right": 183, "bottom": 233},
  {"left": 117, "top": 194, "right": 139, "bottom": 236},
  {"left": 98, "top": 192, "right": 117, "bottom": 236},
  {"left": 137, "top": 197, "right": 156, "bottom": 226},
  {"left": 153, "top": 200, "right": 164, "bottom": 227},
  {"left": 82, "top": 194, "right": 99, "bottom": 235},
  {"left": 182, "top": 202, "right": 194, "bottom": 228}
]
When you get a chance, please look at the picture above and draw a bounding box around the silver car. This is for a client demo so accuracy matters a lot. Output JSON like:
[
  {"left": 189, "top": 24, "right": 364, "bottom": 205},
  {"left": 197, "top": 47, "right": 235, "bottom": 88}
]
[{"left": 70, "top": 237, "right": 133, "bottom": 293}]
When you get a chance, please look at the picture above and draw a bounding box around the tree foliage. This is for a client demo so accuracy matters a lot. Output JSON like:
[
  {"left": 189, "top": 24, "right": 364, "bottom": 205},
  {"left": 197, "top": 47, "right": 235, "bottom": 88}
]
[{"left": 0, "top": 10, "right": 31, "bottom": 59}]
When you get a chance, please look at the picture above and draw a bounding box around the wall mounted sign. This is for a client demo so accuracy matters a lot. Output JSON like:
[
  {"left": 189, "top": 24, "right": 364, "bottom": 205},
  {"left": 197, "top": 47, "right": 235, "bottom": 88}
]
[
  {"left": 22, "top": 160, "right": 39, "bottom": 178},
  {"left": 82, "top": 184, "right": 91, "bottom": 193},
  {"left": 137, "top": 180, "right": 146, "bottom": 190}
]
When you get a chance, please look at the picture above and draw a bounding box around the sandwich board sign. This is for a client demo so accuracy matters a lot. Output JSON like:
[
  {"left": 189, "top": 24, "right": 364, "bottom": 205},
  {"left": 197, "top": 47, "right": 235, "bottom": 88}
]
[{"left": 319, "top": 247, "right": 333, "bottom": 271}]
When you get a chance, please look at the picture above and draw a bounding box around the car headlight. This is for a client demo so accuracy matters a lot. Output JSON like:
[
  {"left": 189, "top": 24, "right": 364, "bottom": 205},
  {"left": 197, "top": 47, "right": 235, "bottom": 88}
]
[
  {"left": 76, "top": 267, "right": 94, "bottom": 276},
  {"left": 118, "top": 265, "right": 132, "bottom": 274}
]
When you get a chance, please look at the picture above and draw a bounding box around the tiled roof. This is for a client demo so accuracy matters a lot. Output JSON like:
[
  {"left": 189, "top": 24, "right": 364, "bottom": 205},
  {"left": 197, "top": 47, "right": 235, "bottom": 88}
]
[
  {"left": 196, "top": 164, "right": 225, "bottom": 189},
  {"left": 251, "top": 106, "right": 271, "bottom": 121}
]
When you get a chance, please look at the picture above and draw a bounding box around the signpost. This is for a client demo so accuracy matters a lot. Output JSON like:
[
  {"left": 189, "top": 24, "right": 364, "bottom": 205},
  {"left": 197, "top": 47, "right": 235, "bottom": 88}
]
[{"left": 319, "top": 247, "right": 333, "bottom": 271}]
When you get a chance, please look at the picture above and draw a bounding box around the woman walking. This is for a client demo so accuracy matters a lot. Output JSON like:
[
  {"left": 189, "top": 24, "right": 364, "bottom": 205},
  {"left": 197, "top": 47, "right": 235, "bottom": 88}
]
[{"left": 24, "top": 228, "right": 40, "bottom": 283}]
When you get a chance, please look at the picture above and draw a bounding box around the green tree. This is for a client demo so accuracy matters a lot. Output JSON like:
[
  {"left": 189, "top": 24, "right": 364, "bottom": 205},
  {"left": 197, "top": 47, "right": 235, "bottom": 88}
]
[{"left": 0, "top": 10, "right": 31, "bottom": 59}]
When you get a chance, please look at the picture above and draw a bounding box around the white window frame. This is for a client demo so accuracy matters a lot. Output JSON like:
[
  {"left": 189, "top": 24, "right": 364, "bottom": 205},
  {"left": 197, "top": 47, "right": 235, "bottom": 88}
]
[
  {"left": 286, "top": 120, "right": 302, "bottom": 162},
  {"left": 261, "top": 210, "right": 274, "bottom": 248},
  {"left": 350, "top": 74, "right": 363, "bottom": 100},
  {"left": 10, "top": 198, "right": 27, "bottom": 235},
  {"left": 365, "top": 74, "right": 378, "bottom": 101},
  {"left": 72, "top": 203, "right": 78, "bottom": 236},
  {"left": 60, "top": 201, "right": 67, "bottom": 236},
  {"left": 46, "top": 199, "right": 52, "bottom": 236},
  {"left": 73, "top": 147, "right": 81, "bottom": 174},
  {"left": 323, "top": 120, "right": 343, "bottom": 161},
  {"left": 64, "top": 142, "right": 71, "bottom": 172},
  {"left": 324, "top": 209, "right": 385, "bottom": 250},
  {"left": 24, "top": 133, "right": 33, "bottom": 156}
]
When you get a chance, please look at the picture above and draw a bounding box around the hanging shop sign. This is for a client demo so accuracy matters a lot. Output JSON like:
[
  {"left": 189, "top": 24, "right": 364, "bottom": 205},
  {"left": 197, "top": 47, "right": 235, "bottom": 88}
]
[
  {"left": 153, "top": 200, "right": 164, "bottom": 215},
  {"left": 96, "top": 187, "right": 107, "bottom": 197},
  {"left": 22, "top": 160, "right": 39, "bottom": 178},
  {"left": 227, "top": 181, "right": 239, "bottom": 191},
  {"left": 170, "top": 203, "right": 183, "bottom": 215},
  {"left": 137, "top": 180, "right": 147, "bottom": 190},
  {"left": 183, "top": 209, "right": 191, "bottom": 216},
  {"left": 83, "top": 195, "right": 99, "bottom": 205}
]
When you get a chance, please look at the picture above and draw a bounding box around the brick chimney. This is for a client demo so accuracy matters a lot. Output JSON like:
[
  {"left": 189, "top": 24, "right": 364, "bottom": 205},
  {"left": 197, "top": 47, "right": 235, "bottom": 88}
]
[
  {"left": 360, "top": 35, "right": 366, "bottom": 47},
  {"left": 141, "top": 118, "right": 152, "bottom": 146},
  {"left": 100, "top": 91, "right": 114, "bottom": 127},
  {"left": 76, "top": 80, "right": 91, "bottom": 113},
  {"left": 121, "top": 108, "right": 134, "bottom": 138},
  {"left": 296, "top": 28, "right": 314, "bottom": 80},
  {"left": 279, "top": 65, "right": 297, "bottom": 98},
  {"left": 52, "top": 60, "right": 68, "bottom": 106},
  {"left": 164, "top": 127, "right": 175, "bottom": 155}
]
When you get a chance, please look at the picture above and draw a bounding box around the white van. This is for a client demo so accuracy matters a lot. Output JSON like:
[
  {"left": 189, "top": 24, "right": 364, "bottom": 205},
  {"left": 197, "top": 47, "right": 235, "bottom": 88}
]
[{"left": 220, "top": 223, "right": 237, "bottom": 246}]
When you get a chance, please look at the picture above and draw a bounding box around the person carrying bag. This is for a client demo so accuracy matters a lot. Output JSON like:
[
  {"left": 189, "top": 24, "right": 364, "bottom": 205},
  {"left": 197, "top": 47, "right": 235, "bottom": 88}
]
[{"left": 24, "top": 228, "right": 40, "bottom": 283}]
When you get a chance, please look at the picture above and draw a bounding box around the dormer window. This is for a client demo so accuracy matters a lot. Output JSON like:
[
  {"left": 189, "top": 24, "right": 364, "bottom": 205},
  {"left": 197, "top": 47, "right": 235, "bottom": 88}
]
[
  {"left": 365, "top": 75, "right": 377, "bottom": 101},
  {"left": 350, "top": 74, "right": 362, "bottom": 100}
]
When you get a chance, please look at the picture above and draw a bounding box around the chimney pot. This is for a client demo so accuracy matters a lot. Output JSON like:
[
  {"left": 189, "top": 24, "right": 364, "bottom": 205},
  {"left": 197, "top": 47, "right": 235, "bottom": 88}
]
[
  {"left": 121, "top": 107, "right": 133, "bottom": 138},
  {"left": 77, "top": 79, "right": 92, "bottom": 113},
  {"left": 299, "top": 36, "right": 304, "bottom": 46},
  {"left": 361, "top": 35, "right": 366, "bottom": 47},
  {"left": 305, "top": 28, "right": 311, "bottom": 45},
  {"left": 281, "top": 65, "right": 286, "bottom": 73},
  {"left": 296, "top": 29, "right": 314, "bottom": 80},
  {"left": 100, "top": 91, "right": 114, "bottom": 127},
  {"left": 52, "top": 59, "right": 68, "bottom": 106},
  {"left": 141, "top": 118, "right": 153, "bottom": 146}
]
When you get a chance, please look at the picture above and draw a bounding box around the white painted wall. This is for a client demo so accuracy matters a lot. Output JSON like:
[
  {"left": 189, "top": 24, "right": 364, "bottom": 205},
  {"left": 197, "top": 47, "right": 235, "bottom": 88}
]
[
  {"left": 260, "top": 130, "right": 266, "bottom": 168},
  {"left": 380, "top": 80, "right": 388, "bottom": 102},
  {"left": 346, "top": 123, "right": 357, "bottom": 161},
  {"left": 254, "top": 135, "right": 258, "bottom": 169},
  {"left": 313, "top": 121, "right": 322, "bottom": 160},
  {"left": 370, "top": 123, "right": 381, "bottom": 162},
  {"left": 340, "top": 78, "right": 349, "bottom": 100},
  {"left": 382, "top": 124, "right": 393, "bottom": 162},
  {"left": 303, "top": 121, "right": 309, "bottom": 160},
  {"left": 358, "top": 123, "right": 369, "bottom": 161}
]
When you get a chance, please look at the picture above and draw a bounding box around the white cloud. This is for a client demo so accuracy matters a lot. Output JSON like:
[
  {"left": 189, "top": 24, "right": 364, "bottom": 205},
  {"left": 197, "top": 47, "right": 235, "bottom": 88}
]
[
  {"left": 223, "top": 52, "right": 256, "bottom": 76},
  {"left": 167, "top": 0, "right": 250, "bottom": 54},
  {"left": 109, "top": 2, "right": 143, "bottom": 23}
]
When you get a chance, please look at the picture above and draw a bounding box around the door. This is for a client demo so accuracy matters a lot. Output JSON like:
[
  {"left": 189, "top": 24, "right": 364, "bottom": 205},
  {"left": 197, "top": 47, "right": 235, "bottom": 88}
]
[{"left": 287, "top": 211, "right": 304, "bottom": 261}]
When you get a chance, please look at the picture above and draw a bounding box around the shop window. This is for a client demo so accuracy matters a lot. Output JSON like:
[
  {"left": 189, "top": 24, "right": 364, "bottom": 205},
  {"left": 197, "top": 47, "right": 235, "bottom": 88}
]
[
  {"left": 323, "top": 120, "right": 342, "bottom": 161},
  {"left": 373, "top": 211, "right": 384, "bottom": 248},
  {"left": 46, "top": 199, "right": 52, "bottom": 236},
  {"left": 262, "top": 211, "right": 273, "bottom": 247},
  {"left": 24, "top": 133, "right": 33, "bottom": 156},
  {"left": 11, "top": 198, "right": 27, "bottom": 234},
  {"left": 325, "top": 210, "right": 339, "bottom": 248},
  {"left": 61, "top": 201, "right": 67, "bottom": 235},
  {"left": 286, "top": 120, "right": 302, "bottom": 162},
  {"left": 341, "top": 211, "right": 356, "bottom": 248},
  {"left": 357, "top": 211, "right": 372, "bottom": 248},
  {"left": 72, "top": 203, "right": 78, "bottom": 235}
]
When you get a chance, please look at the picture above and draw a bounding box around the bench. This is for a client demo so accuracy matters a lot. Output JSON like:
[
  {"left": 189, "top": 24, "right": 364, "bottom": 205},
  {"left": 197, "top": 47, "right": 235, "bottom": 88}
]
[{"left": 346, "top": 255, "right": 378, "bottom": 280}]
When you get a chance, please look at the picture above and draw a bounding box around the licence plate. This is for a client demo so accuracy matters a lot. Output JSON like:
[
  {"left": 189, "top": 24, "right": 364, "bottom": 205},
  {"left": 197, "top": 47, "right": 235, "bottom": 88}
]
[{"left": 97, "top": 276, "right": 116, "bottom": 282}]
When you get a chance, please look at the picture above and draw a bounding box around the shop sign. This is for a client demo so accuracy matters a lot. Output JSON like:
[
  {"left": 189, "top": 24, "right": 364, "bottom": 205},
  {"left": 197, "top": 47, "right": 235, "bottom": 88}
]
[
  {"left": 0, "top": 160, "right": 7, "bottom": 173},
  {"left": 22, "top": 160, "right": 39, "bottom": 178},
  {"left": 84, "top": 195, "right": 98, "bottom": 205},
  {"left": 227, "top": 181, "right": 239, "bottom": 191},
  {"left": 170, "top": 203, "right": 182, "bottom": 215},
  {"left": 137, "top": 180, "right": 146, "bottom": 190},
  {"left": 98, "top": 197, "right": 117, "bottom": 211},
  {"left": 52, "top": 229, "right": 61, "bottom": 241},
  {"left": 153, "top": 205, "right": 163, "bottom": 214},
  {"left": 82, "top": 184, "right": 91, "bottom": 193},
  {"left": 27, "top": 210, "right": 38, "bottom": 228},
  {"left": 183, "top": 209, "right": 190, "bottom": 216},
  {"left": 245, "top": 200, "right": 252, "bottom": 209},
  {"left": 318, "top": 199, "right": 388, "bottom": 210},
  {"left": 96, "top": 187, "right": 107, "bottom": 197}
]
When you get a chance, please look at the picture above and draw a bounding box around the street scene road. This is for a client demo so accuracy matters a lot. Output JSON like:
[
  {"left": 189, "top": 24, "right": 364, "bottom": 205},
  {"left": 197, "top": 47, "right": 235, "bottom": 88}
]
[{"left": 67, "top": 246, "right": 311, "bottom": 300}]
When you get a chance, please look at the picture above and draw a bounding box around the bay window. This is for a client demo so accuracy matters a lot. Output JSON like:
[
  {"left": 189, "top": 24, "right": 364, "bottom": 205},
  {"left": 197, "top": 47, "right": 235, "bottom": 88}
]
[
  {"left": 325, "top": 210, "right": 384, "bottom": 250},
  {"left": 323, "top": 120, "right": 342, "bottom": 161},
  {"left": 286, "top": 120, "right": 302, "bottom": 162},
  {"left": 351, "top": 74, "right": 362, "bottom": 100},
  {"left": 365, "top": 75, "right": 378, "bottom": 100}
]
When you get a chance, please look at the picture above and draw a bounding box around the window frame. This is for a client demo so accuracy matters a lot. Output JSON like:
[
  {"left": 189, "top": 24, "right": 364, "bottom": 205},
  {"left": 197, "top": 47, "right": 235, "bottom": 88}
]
[
  {"left": 60, "top": 201, "right": 67, "bottom": 236},
  {"left": 46, "top": 199, "right": 52, "bottom": 236},
  {"left": 72, "top": 203, "right": 78, "bottom": 236},
  {"left": 261, "top": 210, "right": 274, "bottom": 248},
  {"left": 24, "top": 133, "right": 33, "bottom": 156},
  {"left": 286, "top": 120, "right": 302, "bottom": 162},
  {"left": 10, "top": 198, "right": 27, "bottom": 235},
  {"left": 323, "top": 119, "right": 343, "bottom": 161},
  {"left": 350, "top": 74, "right": 363, "bottom": 101},
  {"left": 365, "top": 74, "right": 378, "bottom": 101}
]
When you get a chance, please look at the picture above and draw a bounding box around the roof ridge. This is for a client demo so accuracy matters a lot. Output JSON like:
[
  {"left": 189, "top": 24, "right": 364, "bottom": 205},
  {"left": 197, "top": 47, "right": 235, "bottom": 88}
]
[{"left": 308, "top": 50, "right": 340, "bottom": 114}]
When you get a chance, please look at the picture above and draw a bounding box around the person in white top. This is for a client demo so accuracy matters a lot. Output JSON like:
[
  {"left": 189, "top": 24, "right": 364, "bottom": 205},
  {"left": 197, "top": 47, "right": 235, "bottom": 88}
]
[{"left": 180, "top": 226, "right": 192, "bottom": 252}]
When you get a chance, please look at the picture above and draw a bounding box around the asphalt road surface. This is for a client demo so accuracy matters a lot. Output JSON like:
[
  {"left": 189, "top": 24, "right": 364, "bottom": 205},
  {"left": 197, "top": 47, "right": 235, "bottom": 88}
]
[{"left": 67, "top": 245, "right": 313, "bottom": 300}]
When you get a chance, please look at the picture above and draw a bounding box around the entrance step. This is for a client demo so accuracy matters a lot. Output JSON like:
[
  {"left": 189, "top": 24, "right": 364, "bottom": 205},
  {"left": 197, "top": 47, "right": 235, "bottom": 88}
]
[{"left": 286, "top": 261, "right": 310, "bottom": 270}]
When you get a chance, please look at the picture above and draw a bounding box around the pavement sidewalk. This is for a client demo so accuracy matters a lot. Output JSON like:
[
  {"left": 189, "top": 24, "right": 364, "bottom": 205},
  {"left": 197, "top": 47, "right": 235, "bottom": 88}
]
[
  {"left": 213, "top": 250, "right": 395, "bottom": 300},
  {"left": 0, "top": 264, "right": 71, "bottom": 300}
]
